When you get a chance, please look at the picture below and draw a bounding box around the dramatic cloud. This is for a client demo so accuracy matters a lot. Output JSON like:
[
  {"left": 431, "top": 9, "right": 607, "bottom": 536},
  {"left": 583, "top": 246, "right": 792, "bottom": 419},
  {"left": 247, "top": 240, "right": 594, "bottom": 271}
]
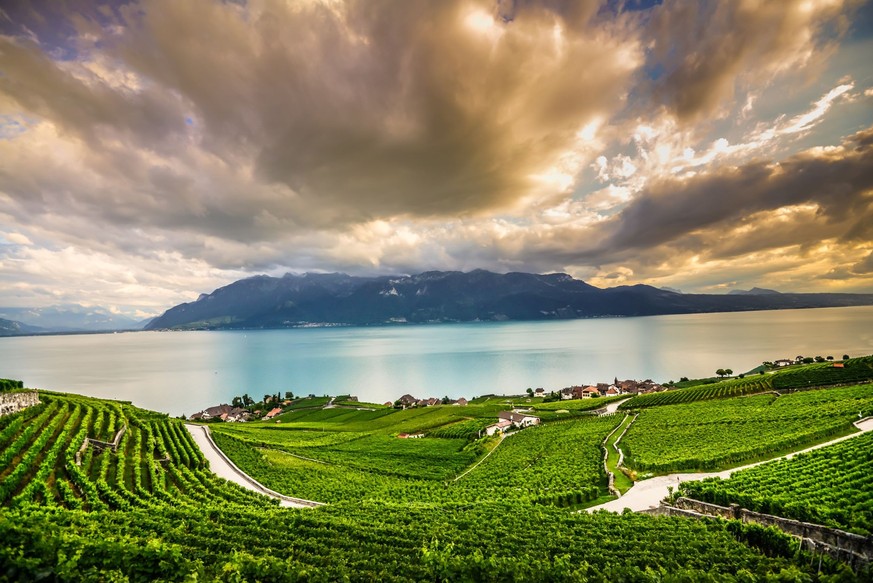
[{"left": 0, "top": 0, "right": 871, "bottom": 314}]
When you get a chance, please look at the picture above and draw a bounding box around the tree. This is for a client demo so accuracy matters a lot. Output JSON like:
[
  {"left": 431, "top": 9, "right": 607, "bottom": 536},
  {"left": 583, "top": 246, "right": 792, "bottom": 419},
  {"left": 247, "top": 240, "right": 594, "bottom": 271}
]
[
  {"left": 526, "top": 388, "right": 534, "bottom": 397},
  {"left": 263, "top": 394, "right": 271, "bottom": 404},
  {"left": 716, "top": 369, "right": 726, "bottom": 378},
  {"left": 843, "top": 354, "right": 850, "bottom": 361},
  {"left": 814, "top": 356, "right": 825, "bottom": 363},
  {"left": 231, "top": 396, "right": 242, "bottom": 408},
  {"left": 285, "top": 391, "right": 294, "bottom": 400},
  {"left": 725, "top": 369, "right": 733, "bottom": 377},
  {"left": 826, "top": 356, "right": 834, "bottom": 361}
]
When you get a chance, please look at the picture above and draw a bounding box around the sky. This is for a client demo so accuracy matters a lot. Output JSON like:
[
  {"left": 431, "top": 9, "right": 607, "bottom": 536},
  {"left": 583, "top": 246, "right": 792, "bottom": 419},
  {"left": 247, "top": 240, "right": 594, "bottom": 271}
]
[{"left": 1, "top": 0, "right": 872, "bottom": 318}]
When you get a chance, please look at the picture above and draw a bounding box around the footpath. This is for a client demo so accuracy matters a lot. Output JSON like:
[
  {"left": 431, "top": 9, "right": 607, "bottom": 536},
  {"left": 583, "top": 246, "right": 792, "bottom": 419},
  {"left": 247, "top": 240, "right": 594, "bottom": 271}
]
[
  {"left": 589, "top": 417, "right": 873, "bottom": 513},
  {"left": 185, "top": 424, "right": 323, "bottom": 509}
]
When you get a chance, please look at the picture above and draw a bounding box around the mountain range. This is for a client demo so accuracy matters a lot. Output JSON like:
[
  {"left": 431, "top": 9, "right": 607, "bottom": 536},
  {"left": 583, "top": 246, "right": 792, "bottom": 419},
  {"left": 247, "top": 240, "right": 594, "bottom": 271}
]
[
  {"left": 0, "top": 305, "right": 146, "bottom": 335},
  {"left": 145, "top": 270, "right": 873, "bottom": 331}
]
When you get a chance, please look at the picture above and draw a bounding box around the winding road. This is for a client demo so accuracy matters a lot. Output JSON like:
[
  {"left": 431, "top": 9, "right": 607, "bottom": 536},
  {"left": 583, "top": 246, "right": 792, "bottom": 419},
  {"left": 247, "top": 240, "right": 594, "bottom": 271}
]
[
  {"left": 185, "top": 424, "right": 323, "bottom": 508},
  {"left": 588, "top": 417, "right": 873, "bottom": 513}
]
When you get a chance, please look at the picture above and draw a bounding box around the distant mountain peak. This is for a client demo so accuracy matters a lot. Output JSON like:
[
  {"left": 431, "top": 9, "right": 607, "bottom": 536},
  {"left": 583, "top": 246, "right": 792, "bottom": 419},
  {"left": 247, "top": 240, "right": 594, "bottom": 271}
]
[
  {"left": 0, "top": 304, "right": 144, "bottom": 333},
  {"left": 728, "top": 287, "right": 782, "bottom": 296}
]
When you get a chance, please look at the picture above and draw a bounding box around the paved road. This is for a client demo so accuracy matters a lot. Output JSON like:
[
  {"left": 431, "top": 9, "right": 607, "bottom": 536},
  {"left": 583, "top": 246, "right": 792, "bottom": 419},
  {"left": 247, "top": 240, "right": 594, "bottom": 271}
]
[
  {"left": 185, "top": 424, "right": 322, "bottom": 508},
  {"left": 589, "top": 417, "right": 873, "bottom": 513},
  {"left": 602, "top": 398, "right": 630, "bottom": 414}
]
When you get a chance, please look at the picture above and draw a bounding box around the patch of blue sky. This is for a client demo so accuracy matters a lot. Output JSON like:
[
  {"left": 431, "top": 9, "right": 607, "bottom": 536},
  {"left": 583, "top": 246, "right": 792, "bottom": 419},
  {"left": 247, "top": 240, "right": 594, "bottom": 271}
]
[{"left": 0, "top": 115, "right": 28, "bottom": 140}]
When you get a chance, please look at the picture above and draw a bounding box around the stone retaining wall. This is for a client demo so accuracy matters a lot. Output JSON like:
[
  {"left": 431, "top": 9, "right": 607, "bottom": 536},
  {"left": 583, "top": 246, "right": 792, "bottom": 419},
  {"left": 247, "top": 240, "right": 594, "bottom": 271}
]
[
  {"left": 0, "top": 390, "right": 39, "bottom": 417},
  {"left": 659, "top": 497, "right": 872, "bottom": 569}
]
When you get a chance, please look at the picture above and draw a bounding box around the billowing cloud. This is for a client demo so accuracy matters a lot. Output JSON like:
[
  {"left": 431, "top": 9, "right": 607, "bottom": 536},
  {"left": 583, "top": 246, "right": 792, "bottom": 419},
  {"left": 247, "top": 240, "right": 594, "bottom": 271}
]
[
  {"left": 0, "top": 0, "right": 871, "bottom": 314},
  {"left": 644, "top": 0, "right": 860, "bottom": 122}
]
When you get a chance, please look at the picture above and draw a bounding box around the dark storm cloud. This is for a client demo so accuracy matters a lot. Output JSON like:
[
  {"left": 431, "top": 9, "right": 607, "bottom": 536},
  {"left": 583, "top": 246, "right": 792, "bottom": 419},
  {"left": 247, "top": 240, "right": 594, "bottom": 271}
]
[
  {"left": 644, "top": 0, "right": 862, "bottom": 122},
  {"left": 0, "top": 0, "right": 870, "bottom": 310},
  {"left": 595, "top": 128, "right": 873, "bottom": 257},
  {"left": 111, "top": 0, "right": 633, "bottom": 219}
]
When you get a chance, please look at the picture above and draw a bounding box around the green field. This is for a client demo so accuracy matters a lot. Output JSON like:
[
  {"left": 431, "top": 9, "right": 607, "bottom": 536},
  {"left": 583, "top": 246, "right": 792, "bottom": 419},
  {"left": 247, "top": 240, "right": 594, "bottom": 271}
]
[
  {"left": 213, "top": 413, "right": 620, "bottom": 505},
  {"left": 1, "top": 368, "right": 872, "bottom": 580}
]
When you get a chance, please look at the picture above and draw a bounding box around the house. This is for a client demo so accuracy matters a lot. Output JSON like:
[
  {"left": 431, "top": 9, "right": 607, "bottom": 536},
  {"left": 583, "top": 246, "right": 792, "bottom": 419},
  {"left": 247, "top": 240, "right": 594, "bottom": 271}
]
[
  {"left": 454, "top": 398, "right": 468, "bottom": 406},
  {"left": 201, "top": 404, "right": 233, "bottom": 419},
  {"left": 534, "top": 388, "right": 546, "bottom": 397},
  {"left": 580, "top": 386, "right": 600, "bottom": 399},
  {"left": 485, "top": 419, "right": 513, "bottom": 436},
  {"left": 833, "top": 362, "right": 845, "bottom": 368},
  {"left": 774, "top": 359, "right": 793, "bottom": 367},
  {"left": 383, "top": 402, "right": 393, "bottom": 407},
  {"left": 498, "top": 411, "right": 540, "bottom": 428},
  {"left": 263, "top": 407, "right": 283, "bottom": 420},
  {"left": 426, "top": 397, "right": 440, "bottom": 407},
  {"left": 605, "top": 387, "right": 619, "bottom": 396},
  {"left": 397, "top": 432, "right": 424, "bottom": 439},
  {"left": 397, "top": 394, "right": 418, "bottom": 408}
]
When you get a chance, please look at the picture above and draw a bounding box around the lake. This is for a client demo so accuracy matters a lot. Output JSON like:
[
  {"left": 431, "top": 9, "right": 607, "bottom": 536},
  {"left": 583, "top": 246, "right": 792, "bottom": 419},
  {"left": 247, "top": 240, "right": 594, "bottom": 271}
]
[{"left": 1, "top": 306, "right": 872, "bottom": 416}]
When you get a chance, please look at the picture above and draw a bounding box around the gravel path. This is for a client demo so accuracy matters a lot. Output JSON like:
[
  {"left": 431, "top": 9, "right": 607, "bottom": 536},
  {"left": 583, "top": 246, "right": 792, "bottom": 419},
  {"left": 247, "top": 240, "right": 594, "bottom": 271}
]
[
  {"left": 589, "top": 417, "right": 873, "bottom": 513},
  {"left": 185, "top": 424, "right": 323, "bottom": 508}
]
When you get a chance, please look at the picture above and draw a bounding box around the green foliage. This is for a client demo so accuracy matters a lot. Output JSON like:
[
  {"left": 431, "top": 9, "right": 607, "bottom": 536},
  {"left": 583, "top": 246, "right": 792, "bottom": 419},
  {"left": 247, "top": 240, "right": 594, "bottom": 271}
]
[
  {"left": 0, "top": 392, "right": 272, "bottom": 512},
  {"left": 622, "top": 357, "right": 873, "bottom": 410},
  {"left": 770, "top": 357, "right": 873, "bottom": 390},
  {"left": 212, "top": 415, "right": 620, "bottom": 504},
  {"left": 0, "top": 378, "right": 25, "bottom": 391},
  {"left": 621, "top": 384, "right": 873, "bottom": 472},
  {"left": 681, "top": 430, "right": 873, "bottom": 535},
  {"left": 0, "top": 502, "right": 840, "bottom": 582},
  {"left": 621, "top": 376, "right": 773, "bottom": 409},
  {"left": 2, "top": 380, "right": 871, "bottom": 580}
]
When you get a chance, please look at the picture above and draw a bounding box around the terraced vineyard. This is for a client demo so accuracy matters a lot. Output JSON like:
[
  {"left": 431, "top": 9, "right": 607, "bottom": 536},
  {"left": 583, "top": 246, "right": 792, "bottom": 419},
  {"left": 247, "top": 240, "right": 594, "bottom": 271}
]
[
  {"left": 0, "top": 391, "right": 271, "bottom": 511},
  {"left": 680, "top": 430, "right": 873, "bottom": 535},
  {"left": 1, "top": 500, "right": 819, "bottom": 581},
  {"left": 212, "top": 413, "right": 620, "bottom": 505},
  {"left": 1, "top": 381, "right": 870, "bottom": 580},
  {"left": 620, "top": 376, "right": 773, "bottom": 409},
  {"left": 620, "top": 356, "right": 873, "bottom": 410},
  {"left": 621, "top": 384, "right": 873, "bottom": 472}
]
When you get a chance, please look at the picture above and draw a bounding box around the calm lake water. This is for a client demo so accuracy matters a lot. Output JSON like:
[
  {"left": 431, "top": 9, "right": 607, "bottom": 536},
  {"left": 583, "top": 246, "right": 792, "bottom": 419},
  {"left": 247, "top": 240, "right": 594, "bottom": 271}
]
[{"left": 1, "top": 306, "right": 872, "bottom": 416}]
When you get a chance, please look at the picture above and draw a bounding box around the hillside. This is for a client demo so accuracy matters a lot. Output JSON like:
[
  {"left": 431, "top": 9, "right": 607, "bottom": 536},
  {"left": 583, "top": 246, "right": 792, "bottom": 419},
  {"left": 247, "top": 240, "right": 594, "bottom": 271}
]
[
  {"left": 1, "top": 363, "right": 872, "bottom": 580},
  {"left": 145, "top": 269, "right": 873, "bottom": 330},
  {"left": 0, "top": 317, "right": 43, "bottom": 337},
  {"left": 0, "top": 305, "right": 144, "bottom": 334}
]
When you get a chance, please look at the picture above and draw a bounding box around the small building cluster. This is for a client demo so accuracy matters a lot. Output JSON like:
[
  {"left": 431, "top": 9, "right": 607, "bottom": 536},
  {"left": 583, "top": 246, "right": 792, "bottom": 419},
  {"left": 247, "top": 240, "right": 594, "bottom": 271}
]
[
  {"left": 554, "top": 378, "right": 665, "bottom": 401},
  {"left": 189, "top": 404, "right": 250, "bottom": 422},
  {"left": 391, "top": 394, "right": 468, "bottom": 408}
]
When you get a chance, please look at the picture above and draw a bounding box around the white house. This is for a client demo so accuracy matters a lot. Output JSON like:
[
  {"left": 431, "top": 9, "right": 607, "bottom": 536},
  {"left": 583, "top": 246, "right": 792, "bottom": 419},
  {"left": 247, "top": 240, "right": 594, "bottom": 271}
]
[{"left": 498, "top": 411, "right": 540, "bottom": 428}]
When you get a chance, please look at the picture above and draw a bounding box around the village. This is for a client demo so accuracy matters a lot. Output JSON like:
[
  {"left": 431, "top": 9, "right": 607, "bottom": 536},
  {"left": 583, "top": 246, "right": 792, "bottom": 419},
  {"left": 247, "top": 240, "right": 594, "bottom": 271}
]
[{"left": 188, "top": 377, "right": 666, "bottom": 426}]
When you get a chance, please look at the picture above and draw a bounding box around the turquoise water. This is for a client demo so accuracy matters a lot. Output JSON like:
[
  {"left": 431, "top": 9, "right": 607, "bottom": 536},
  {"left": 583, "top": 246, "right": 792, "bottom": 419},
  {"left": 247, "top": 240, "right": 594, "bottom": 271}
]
[{"left": 1, "top": 306, "right": 872, "bottom": 416}]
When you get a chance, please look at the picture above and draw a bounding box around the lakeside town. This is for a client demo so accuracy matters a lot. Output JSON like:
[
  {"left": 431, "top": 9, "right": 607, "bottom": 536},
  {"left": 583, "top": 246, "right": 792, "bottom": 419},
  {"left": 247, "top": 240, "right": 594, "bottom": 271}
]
[
  {"left": 187, "top": 353, "right": 848, "bottom": 426},
  {"left": 188, "top": 376, "right": 667, "bottom": 424}
]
